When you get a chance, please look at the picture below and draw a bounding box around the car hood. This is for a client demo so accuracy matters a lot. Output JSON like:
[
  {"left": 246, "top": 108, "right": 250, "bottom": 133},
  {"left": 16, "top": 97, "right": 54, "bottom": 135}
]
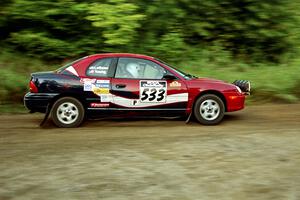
[
  {"left": 185, "top": 77, "right": 237, "bottom": 91},
  {"left": 189, "top": 77, "right": 226, "bottom": 84}
]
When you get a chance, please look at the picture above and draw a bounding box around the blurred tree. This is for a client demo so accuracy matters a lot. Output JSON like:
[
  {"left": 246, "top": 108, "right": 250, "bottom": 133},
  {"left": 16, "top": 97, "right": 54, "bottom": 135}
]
[
  {"left": 0, "top": 0, "right": 13, "bottom": 39},
  {"left": 135, "top": 0, "right": 298, "bottom": 63},
  {"left": 133, "top": 0, "right": 186, "bottom": 60},
  {"left": 2, "top": 0, "right": 104, "bottom": 59},
  {"left": 175, "top": 0, "right": 297, "bottom": 62},
  {"left": 0, "top": 0, "right": 299, "bottom": 63},
  {"left": 86, "top": 0, "right": 145, "bottom": 48}
]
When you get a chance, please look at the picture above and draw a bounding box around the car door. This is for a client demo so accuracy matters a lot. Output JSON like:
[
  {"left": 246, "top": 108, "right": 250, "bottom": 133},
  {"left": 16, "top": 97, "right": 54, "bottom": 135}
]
[
  {"left": 80, "top": 57, "right": 117, "bottom": 116},
  {"left": 110, "top": 57, "right": 188, "bottom": 117}
]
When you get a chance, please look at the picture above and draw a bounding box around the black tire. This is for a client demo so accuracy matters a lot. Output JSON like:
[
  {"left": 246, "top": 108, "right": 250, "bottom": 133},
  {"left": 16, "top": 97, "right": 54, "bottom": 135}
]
[
  {"left": 193, "top": 94, "right": 225, "bottom": 125},
  {"left": 51, "top": 97, "right": 85, "bottom": 128}
]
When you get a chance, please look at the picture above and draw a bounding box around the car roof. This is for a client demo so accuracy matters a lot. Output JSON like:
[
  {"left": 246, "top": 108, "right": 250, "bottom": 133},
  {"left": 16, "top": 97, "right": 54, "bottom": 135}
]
[{"left": 87, "top": 53, "right": 155, "bottom": 60}]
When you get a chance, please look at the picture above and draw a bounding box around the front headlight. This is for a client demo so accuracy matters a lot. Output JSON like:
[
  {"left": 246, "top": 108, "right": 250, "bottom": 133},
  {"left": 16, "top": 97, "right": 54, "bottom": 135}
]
[{"left": 235, "top": 85, "right": 242, "bottom": 93}]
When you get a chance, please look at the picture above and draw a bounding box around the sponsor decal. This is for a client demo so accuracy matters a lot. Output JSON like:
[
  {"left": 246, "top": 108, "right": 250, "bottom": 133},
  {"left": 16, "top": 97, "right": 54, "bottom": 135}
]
[
  {"left": 82, "top": 78, "right": 96, "bottom": 91},
  {"left": 87, "top": 66, "right": 109, "bottom": 75},
  {"left": 141, "top": 81, "right": 165, "bottom": 88},
  {"left": 80, "top": 78, "right": 96, "bottom": 84},
  {"left": 95, "top": 83, "right": 110, "bottom": 88},
  {"left": 100, "top": 94, "right": 113, "bottom": 102},
  {"left": 96, "top": 80, "right": 110, "bottom": 84},
  {"left": 92, "top": 87, "right": 110, "bottom": 95},
  {"left": 170, "top": 81, "right": 181, "bottom": 88},
  {"left": 81, "top": 79, "right": 112, "bottom": 102},
  {"left": 84, "top": 82, "right": 93, "bottom": 91},
  {"left": 140, "top": 80, "right": 167, "bottom": 103},
  {"left": 89, "top": 66, "right": 109, "bottom": 70},
  {"left": 81, "top": 79, "right": 111, "bottom": 95},
  {"left": 90, "top": 103, "right": 110, "bottom": 108},
  {"left": 94, "top": 70, "right": 107, "bottom": 75}
]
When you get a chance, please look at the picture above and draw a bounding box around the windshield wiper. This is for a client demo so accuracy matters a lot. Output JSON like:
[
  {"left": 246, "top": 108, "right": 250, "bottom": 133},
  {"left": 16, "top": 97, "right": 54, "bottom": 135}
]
[{"left": 185, "top": 74, "right": 198, "bottom": 79}]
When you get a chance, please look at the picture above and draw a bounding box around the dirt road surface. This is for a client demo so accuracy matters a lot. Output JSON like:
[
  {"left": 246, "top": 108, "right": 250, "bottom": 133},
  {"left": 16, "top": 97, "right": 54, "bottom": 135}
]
[{"left": 1, "top": 104, "right": 300, "bottom": 200}]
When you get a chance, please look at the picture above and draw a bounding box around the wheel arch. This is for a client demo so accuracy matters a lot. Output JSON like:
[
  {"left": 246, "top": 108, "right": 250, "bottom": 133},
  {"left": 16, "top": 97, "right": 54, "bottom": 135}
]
[
  {"left": 193, "top": 90, "right": 227, "bottom": 112},
  {"left": 49, "top": 93, "right": 86, "bottom": 109}
]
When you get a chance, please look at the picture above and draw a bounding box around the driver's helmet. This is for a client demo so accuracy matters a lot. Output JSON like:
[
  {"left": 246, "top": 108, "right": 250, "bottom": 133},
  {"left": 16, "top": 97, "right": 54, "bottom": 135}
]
[{"left": 126, "top": 62, "right": 139, "bottom": 78}]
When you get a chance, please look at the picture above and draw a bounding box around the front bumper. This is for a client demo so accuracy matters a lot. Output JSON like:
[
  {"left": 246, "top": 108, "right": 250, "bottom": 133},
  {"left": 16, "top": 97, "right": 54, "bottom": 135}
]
[
  {"left": 24, "top": 92, "right": 59, "bottom": 113},
  {"left": 226, "top": 94, "right": 246, "bottom": 112}
]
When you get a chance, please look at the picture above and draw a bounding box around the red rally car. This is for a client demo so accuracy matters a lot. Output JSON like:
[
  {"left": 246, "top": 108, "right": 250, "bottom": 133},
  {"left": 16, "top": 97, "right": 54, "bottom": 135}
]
[{"left": 24, "top": 53, "right": 250, "bottom": 128}]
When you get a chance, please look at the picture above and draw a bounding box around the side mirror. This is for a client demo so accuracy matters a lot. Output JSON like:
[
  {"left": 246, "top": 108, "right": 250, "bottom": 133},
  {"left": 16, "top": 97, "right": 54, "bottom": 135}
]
[{"left": 162, "top": 74, "right": 177, "bottom": 80}]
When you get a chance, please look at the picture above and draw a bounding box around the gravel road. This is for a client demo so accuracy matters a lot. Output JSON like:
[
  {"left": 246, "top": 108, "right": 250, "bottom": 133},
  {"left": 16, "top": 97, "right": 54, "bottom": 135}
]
[{"left": 0, "top": 104, "right": 300, "bottom": 200}]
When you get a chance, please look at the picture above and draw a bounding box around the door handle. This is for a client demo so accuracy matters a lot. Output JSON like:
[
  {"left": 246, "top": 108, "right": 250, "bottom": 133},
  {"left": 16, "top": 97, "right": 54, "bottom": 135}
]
[{"left": 115, "top": 84, "right": 126, "bottom": 89}]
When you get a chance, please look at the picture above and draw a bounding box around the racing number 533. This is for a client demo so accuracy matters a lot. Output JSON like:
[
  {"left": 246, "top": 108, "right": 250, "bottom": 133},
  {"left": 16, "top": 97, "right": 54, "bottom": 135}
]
[
  {"left": 140, "top": 81, "right": 167, "bottom": 103},
  {"left": 141, "top": 88, "right": 165, "bottom": 102}
]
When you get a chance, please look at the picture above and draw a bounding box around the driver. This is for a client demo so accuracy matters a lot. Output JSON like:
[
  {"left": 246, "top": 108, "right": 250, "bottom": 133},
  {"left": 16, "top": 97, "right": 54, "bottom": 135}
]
[{"left": 126, "top": 62, "right": 140, "bottom": 78}]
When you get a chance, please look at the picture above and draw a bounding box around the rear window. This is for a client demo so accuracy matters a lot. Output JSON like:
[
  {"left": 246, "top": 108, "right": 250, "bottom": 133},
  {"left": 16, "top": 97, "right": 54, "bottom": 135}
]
[{"left": 86, "top": 58, "right": 112, "bottom": 77}]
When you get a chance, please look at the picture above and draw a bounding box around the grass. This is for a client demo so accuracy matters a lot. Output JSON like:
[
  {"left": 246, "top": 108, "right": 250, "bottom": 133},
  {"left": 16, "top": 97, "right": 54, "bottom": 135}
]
[
  {"left": 0, "top": 51, "right": 62, "bottom": 105},
  {"left": 0, "top": 104, "right": 28, "bottom": 114},
  {"left": 178, "top": 59, "right": 300, "bottom": 103},
  {"left": 0, "top": 50, "right": 300, "bottom": 113}
]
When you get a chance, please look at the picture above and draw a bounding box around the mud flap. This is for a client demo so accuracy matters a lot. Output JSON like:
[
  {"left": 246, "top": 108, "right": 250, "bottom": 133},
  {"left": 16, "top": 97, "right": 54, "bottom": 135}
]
[
  {"left": 185, "top": 111, "right": 193, "bottom": 124},
  {"left": 40, "top": 103, "right": 51, "bottom": 127}
]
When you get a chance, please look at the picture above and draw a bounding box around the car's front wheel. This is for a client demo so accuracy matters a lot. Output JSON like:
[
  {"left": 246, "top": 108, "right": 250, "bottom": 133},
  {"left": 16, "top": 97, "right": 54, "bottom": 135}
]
[
  {"left": 51, "top": 97, "right": 85, "bottom": 128},
  {"left": 194, "top": 94, "right": 225, "bottom": 125}
]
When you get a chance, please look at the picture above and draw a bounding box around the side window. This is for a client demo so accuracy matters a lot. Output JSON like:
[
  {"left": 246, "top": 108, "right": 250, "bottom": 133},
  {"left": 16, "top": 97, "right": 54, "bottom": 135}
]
[
  {"left": 86, "top": 58, "right": 112, "bottom": 77},
  {"left": 115, "top": 58, "right": 167, "bottom": 79}
]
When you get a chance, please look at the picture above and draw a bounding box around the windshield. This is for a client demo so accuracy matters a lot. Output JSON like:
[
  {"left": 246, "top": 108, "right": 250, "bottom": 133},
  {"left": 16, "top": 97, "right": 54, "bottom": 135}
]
[{"left": 155, "top": 58, "right": 197, "bottom": 80}]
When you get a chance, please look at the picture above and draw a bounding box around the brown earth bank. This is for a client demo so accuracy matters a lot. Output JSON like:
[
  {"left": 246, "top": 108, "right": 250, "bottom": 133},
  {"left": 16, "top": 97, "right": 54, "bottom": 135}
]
[{"left": 0, "top": 104, "right": 300, "bottom": 200}]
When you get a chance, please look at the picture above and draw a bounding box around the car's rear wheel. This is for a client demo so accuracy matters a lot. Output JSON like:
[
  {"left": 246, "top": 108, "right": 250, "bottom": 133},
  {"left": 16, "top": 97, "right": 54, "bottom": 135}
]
[
  {"left": 51, "top": 97, "right": 85, "bottom": 128},
  {"left": 194, "top": 94, "right": 225, "bottom": 125}
]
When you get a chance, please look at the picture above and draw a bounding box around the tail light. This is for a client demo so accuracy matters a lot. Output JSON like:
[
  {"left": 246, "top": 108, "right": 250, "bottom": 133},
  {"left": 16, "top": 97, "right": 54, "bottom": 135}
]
[{"left": 29, "top": 80, "right": 38, "bottom": 93}]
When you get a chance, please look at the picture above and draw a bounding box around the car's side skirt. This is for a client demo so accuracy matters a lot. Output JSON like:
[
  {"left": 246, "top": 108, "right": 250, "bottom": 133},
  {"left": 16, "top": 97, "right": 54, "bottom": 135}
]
[{"left": 87, "top": 108, "right": 186, "bottom": 111}]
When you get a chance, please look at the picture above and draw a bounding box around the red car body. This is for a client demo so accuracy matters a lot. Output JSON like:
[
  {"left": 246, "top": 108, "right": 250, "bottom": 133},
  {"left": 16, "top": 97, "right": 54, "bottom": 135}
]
[
  {"left": 24, "top": 53, "right": 249, "bottom": 127},
  {"left": 72, "top": 53, "right": 245, "bottom": 113}
]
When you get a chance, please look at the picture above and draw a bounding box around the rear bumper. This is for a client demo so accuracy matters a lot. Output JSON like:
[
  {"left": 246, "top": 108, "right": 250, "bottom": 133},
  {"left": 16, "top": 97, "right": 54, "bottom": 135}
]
[{"left": 24, "top": 92, "right": 59, "bottom": 113}]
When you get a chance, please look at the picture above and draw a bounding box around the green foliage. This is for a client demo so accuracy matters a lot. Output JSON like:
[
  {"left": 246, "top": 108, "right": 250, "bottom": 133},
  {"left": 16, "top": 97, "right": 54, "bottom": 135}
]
[
  {"left": 0, "top": 68, "right": 27, "bottom": 103},
  {"left": 1, "top": 0, "right": 104, "bottom": 59},
  {"left": 9, "top": 30, "right": 75, "bottom": 59},
  {"left": 1, "top": 0, "right": 299, "bottom": 62},
  {"left": 86, "top": 0, "right": 145, "bottom": 47},
  {"left": 156, "top": 32, "right": 186, "bottom": 61},
  {"left": 0, "top": 51, "right": 56, "bottom": 103}
]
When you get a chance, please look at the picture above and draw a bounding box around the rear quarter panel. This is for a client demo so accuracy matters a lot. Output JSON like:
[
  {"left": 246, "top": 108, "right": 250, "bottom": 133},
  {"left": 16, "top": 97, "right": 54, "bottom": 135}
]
[{"left": 32, "top": 73, "right": 100, "bottom": 109}]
